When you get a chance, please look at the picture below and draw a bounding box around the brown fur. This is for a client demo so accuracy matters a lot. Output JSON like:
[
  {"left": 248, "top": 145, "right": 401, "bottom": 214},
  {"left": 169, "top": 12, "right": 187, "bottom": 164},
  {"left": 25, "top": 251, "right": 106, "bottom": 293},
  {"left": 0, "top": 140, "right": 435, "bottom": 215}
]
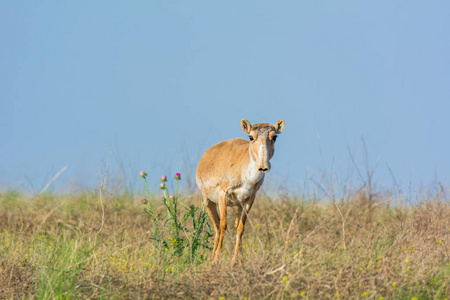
[{"left": 196, "top": 139, "right": 250, "bottom": 193}]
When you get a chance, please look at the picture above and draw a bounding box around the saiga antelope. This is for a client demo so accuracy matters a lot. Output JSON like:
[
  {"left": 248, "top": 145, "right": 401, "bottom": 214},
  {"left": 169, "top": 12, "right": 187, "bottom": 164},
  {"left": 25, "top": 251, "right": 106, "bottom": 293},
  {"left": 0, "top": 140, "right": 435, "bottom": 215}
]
[{"left": 196, "top": 119, "right": 285, "bottom": 265}]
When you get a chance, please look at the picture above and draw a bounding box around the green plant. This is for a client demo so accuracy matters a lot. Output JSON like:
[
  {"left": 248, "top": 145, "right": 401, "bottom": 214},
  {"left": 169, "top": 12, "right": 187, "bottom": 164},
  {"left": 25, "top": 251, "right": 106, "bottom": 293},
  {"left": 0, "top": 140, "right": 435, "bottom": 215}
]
[{"left": 140, "top": 171, "right": 212, "bottom": 264}]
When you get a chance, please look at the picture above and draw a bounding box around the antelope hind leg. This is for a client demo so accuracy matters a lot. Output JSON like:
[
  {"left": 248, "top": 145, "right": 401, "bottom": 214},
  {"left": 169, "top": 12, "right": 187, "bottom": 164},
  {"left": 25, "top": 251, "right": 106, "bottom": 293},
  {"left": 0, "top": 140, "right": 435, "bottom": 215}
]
[
  {"left": 204, "top": 197, "right": 220, "bottom": 262},
  {"left": 213, "top": 189, "right": 227, "bottom": 265}
]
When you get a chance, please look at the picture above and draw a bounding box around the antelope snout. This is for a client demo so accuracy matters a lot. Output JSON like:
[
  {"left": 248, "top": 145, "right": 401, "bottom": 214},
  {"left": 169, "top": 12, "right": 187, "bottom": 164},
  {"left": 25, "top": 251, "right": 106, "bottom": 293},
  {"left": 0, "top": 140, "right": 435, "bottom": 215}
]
[{"left": 258, "top": 167, "right": 270, "bottom": 173}]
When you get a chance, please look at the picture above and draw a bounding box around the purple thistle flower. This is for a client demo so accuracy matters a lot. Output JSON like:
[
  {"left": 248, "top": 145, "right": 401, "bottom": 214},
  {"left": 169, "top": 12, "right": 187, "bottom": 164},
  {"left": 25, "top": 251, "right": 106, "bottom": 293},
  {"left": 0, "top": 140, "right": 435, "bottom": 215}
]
[
  {"left": 141, "top": 198, "right": 148, "bottom": 204},
  {"left": 161, "top": 174, "right": 167, "bottom": 182},
  {"left": 174, "top": 173, "right": 181, "bottom": 180}
]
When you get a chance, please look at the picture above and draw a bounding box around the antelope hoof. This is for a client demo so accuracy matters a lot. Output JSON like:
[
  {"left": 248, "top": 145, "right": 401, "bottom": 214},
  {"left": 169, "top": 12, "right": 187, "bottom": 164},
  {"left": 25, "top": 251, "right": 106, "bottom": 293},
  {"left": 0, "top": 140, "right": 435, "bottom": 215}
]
[{"left": 231, "top": 257, "right": 242, "bottom": 267}]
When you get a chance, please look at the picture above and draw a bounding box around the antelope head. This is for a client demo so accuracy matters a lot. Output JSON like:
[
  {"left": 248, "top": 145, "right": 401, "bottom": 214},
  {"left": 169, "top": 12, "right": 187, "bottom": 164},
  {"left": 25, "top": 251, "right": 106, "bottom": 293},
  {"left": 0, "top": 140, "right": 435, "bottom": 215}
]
[{"left": 241, "top": 119, "right": 285, "bottom": 173}]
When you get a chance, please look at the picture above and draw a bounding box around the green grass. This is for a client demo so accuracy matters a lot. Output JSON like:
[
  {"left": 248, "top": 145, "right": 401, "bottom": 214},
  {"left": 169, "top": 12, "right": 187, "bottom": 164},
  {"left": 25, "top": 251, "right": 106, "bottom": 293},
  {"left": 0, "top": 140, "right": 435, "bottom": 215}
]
[{"left": 0, "top": 189, "right": 449, "bottom": 299}]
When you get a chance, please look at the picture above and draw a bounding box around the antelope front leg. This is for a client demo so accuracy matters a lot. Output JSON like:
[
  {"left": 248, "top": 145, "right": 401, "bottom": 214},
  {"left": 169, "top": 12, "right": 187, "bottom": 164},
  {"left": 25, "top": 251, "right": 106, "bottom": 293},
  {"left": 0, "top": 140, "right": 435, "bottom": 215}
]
[
  {"left": 232, "top": 197, "right": 255, "bottom": 266},
  {"left": 234, "top": 205, "right": 243, "bottom": 228},
  {"left": 213, "top": 189, "right": 227, "bottom": 264}
]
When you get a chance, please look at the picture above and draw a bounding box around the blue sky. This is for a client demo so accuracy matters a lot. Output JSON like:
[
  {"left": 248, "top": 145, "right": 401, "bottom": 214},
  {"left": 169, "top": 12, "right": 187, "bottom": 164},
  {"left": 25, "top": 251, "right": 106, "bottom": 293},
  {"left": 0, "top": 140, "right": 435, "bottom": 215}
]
[{"left": 1, "top": 1, "right": 449, "bottom": 194}]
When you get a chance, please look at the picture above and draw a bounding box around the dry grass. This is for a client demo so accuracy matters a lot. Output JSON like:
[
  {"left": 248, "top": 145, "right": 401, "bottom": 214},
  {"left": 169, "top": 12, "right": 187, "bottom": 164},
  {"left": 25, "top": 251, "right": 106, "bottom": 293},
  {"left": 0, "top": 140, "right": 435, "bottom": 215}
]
[{"left": 0, "top": 188, "right": 449, "bottom": 299}]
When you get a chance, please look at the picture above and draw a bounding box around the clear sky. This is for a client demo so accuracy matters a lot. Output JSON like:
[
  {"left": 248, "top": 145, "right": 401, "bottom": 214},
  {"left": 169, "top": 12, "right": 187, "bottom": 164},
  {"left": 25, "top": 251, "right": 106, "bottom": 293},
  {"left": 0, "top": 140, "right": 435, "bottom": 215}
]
[{"left": 1, "top": 1, "right": 449, "bottom": 194}]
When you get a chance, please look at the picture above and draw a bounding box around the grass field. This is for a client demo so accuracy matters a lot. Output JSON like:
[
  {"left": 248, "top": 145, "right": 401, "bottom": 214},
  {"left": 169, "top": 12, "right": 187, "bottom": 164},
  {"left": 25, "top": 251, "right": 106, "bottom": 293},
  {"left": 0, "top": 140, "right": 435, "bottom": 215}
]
[{"left": 1, "top": 183, "right": 449, "bottom": 299}]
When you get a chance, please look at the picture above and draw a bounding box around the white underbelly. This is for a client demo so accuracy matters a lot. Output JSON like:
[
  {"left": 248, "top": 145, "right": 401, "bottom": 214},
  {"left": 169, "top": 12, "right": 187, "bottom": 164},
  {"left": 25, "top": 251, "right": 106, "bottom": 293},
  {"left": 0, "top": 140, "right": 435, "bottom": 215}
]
[
  {"left": 203, "top": 185, "right": 253, "bottom": 206},
  {"left": 233, "top": 184, "right": 254, "bottom": 202},
  {"left": 200, "top": 162, "right": 264, "bottom": 206}
]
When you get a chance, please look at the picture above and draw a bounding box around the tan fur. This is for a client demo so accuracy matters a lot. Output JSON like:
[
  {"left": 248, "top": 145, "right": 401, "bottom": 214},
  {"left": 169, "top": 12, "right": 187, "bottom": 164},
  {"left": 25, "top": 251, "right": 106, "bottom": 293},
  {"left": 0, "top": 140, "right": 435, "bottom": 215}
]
[{"left": 196, "top": 119, "right": 285, "bottom": 265}]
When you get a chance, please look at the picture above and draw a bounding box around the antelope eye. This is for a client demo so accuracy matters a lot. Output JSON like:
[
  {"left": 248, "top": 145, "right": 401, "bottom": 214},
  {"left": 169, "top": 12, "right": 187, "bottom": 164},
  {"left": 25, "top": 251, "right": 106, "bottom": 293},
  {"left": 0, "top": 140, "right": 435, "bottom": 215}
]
[
  {"left": 249, "top": 135, "right": 254, "bottom": 141},
  {"left": 272, "top": 136, "right": 277, "bottom": 142}
]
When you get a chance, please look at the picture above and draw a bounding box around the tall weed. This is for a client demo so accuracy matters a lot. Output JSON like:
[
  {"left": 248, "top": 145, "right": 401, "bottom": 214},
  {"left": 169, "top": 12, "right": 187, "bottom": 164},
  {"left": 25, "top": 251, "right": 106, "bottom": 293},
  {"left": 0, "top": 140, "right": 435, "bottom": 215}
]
[{"left": 140, "top": 171, "right": 212, "bottom": 264}]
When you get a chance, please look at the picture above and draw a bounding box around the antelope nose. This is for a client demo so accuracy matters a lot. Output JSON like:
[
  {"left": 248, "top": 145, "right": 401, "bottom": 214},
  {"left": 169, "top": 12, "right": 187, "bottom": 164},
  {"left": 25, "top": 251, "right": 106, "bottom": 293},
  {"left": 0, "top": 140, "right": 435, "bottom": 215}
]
[{"left": 259, "top": 168, "right": 269, "bottom": 173}]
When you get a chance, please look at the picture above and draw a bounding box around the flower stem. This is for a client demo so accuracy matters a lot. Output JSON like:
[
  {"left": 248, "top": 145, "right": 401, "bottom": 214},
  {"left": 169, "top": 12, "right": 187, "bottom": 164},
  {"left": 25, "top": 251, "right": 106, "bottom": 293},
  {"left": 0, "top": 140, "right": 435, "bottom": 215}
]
[{"left": 144, "top": 177, "right": 151, "bottom": 212}]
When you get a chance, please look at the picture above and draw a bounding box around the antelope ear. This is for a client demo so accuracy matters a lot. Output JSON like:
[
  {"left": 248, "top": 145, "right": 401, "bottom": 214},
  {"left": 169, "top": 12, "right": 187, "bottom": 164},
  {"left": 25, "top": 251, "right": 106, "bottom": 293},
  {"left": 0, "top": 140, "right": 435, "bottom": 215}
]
[
  {"left": 274, "top": 120, "right": 285, "bottom": 133},
  {"left": 241, "top": 119, "right": 252, "bottom": 133}
]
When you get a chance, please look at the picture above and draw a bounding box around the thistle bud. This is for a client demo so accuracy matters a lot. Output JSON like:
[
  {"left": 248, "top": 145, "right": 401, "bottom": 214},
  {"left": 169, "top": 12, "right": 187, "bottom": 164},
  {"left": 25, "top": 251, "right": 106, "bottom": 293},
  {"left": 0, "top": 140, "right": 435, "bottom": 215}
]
[
  {"left": 161, "top": 174, "right": 167, "bottom": 182},
  {"left": 140, "top": 171, "right": 147, "bottom": 178},
  {"left": 174, "top": 173, "right": 181, "bottom": 180},
  {"left": 160, "top": 182, "right": 165, "bottom": 189},
  {"left": 141, "top": 198, "right": 148, "bottom": 205}
]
